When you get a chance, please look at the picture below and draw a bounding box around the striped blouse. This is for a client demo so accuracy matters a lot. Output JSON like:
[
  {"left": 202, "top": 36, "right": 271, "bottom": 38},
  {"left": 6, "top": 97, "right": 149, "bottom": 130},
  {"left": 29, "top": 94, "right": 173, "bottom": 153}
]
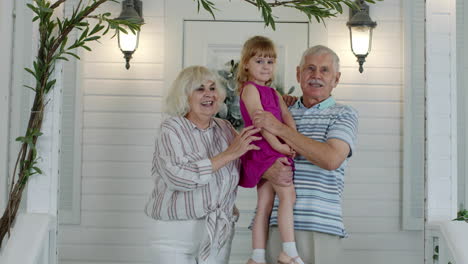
[{"left": 144, "top": 116, "right": 240, "bottom": 260}]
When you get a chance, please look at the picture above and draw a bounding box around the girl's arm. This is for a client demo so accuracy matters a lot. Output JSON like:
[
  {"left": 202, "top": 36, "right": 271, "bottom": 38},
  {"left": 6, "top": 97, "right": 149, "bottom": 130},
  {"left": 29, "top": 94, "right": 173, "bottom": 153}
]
[
  {"left": 241, "top": 84, "right": 293, "bottom": 156},
  {"left": 276, "top": 91, "right": 296, "bottom": 131}
]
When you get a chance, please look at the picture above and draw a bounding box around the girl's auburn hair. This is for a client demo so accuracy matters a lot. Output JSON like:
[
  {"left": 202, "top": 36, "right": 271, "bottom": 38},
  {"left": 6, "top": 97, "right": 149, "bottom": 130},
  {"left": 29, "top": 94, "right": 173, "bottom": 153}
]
[{"left": 236, "top": 36, "right": 277, "bottom": 93}]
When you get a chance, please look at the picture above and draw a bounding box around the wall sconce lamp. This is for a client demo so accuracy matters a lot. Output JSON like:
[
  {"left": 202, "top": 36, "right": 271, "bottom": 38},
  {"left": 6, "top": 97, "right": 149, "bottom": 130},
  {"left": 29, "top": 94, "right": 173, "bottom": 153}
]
[
  {"left": 116, "top": 0, "right": 144, "bottom": 70},
  {"left": 346, "top": 0, "right": 377, "bottom": 73}
]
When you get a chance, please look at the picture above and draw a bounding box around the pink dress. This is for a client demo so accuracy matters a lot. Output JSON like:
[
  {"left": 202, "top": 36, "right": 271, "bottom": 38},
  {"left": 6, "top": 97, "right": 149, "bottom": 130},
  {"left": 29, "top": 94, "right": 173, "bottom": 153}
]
[{"left": 239, "top": 81, "right": 294, "bottom": 188}]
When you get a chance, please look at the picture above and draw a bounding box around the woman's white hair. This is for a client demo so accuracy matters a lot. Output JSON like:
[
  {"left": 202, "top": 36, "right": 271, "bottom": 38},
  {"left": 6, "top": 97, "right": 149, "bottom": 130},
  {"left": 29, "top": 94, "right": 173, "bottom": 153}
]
[
  {"left": 299, "top": 45, "right": 340, "bottom": 72},
  {"left": 165, "top": 65, "right": 226, "bottom": 116}
]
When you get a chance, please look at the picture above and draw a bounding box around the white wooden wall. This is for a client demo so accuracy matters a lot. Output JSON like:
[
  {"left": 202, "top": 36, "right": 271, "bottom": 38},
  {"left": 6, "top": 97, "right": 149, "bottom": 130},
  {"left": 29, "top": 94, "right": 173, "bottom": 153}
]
[
  {"left": 58, "top": 0, "right": 423, "bottom": 263},
  {"left": 58, "top": 0, "right": 165, "bottom": 263},
  {"left": 329, "top": 1, "right": 423, "bottom": 263}
]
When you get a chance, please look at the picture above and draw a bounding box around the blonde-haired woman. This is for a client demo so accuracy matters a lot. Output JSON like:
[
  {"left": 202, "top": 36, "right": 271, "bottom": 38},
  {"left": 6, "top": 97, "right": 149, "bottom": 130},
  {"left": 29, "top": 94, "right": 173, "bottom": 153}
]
[{"left": 145, "top": 65, "right": 261, "bottom": 264}]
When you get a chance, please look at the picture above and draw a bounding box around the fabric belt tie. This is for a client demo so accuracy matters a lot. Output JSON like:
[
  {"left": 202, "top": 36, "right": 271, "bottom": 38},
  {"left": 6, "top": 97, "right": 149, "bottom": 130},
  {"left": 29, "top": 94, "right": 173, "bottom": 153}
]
[{"left": 198, "top": 207, "right": 239, "bottom": 261}]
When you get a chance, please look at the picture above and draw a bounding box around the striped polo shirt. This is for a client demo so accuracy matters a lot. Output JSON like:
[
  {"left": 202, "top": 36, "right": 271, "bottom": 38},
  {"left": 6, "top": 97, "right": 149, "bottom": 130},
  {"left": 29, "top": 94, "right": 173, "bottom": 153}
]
[{"left": 269, "top": 96, "right": 358, "bottom": 237}]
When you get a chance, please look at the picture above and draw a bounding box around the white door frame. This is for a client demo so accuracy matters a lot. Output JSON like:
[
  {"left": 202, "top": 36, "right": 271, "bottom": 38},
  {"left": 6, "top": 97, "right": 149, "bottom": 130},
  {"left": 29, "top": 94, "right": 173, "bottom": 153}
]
[{"left": 165, "top": 0, "right": 327, "bottom": 93}]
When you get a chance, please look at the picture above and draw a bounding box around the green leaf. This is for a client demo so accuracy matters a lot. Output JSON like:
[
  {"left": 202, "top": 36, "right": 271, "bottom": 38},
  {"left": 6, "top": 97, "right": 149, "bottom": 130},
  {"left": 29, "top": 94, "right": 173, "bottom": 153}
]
[
  {"left": 24, "top": 67, "right": 38, "bottom": 80},
  {"left": 32, "top": 166, "right": 43, "bottom": 175},
  {"left": 65, "top": 52, "right": 81, "bottom": 60},
  {"left": 56, "top": 56, "right": 69, "bottom": 61},
  {"left": 84, "top": 36, "right": 101, "bottom": 42},
  {"left": 38, "top": 6, "right": 53, "bottom": 13},
  {"left": 89, "top": 23, "right": 104, "bottom": 36},
  {"left": 23, "top": 85, "right": 36, "bottom": 92},
  {"left": 45, "top": 79, "right": 57, "bottom": 92},
  {"left": 82, "top": 45, "right": 92, "bottom": 51}
]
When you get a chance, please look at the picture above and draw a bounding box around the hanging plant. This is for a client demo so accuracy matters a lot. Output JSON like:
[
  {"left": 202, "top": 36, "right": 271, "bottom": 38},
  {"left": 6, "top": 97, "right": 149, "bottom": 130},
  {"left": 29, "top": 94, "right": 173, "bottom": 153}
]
[
  {"left": 0, "top": 0, "right": 142, "bottom": 248},
  {"left": 194, "top": 0, "right": 382, "bottom": 30}
]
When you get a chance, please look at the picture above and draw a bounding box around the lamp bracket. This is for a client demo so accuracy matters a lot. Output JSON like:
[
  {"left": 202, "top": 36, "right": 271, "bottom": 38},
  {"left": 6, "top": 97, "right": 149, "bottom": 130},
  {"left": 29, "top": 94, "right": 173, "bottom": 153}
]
[
  {"left": 133, "top": 0, "right": 143, "bottom": 18},
  {"left": 350, "top": 0, "right": 370, "bottom": 18}
]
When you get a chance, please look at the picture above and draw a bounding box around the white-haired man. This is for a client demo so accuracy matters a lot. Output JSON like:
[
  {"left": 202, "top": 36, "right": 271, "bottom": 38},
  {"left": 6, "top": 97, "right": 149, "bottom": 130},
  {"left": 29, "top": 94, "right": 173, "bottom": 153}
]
[{"left": 254, "top": 45, "right": 358, "bottom": 264}]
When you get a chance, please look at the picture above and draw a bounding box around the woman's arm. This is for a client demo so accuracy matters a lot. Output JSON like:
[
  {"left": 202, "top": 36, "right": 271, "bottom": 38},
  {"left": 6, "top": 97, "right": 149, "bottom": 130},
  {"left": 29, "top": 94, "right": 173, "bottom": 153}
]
[
  {"left": 242, "top": 84, "right": 293, "bottom": 156},
  {"left": 156, "top": 124, "right": 261, "bottom": 191},
  {"left": 210, "top": 125, "right": 262, "bottom": 171}
]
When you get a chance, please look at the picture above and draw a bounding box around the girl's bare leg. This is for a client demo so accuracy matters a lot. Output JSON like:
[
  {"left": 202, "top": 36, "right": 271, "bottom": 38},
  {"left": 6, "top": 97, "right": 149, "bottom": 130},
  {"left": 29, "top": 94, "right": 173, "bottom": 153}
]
[
  {"left": 270, "top": 182, "right": 296, "bottom": 243},
  {"left": 252, "top": 180, "right": 275, "bottom": 249}
]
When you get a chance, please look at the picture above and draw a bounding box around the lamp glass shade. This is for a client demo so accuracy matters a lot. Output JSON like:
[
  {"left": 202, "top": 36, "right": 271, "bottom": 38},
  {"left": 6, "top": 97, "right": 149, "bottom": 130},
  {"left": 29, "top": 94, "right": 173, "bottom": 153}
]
[
  {"left": 118, "top": 29, "right": 139, "bottom": 52},
  {"left": 350, "top": 26, "right": 372, "bottom": 56}
]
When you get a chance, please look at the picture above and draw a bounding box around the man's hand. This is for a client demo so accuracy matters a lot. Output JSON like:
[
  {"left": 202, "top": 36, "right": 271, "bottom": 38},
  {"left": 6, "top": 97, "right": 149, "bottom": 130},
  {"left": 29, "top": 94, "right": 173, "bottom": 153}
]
[
  {"left": 262, "top": 157, "right": 293, "bottom": 187},
  {"left": 252, "top": 110, "right": 284, "bottom": 135},
  {"left": 282, "top": 94, "right": 298, "bottom": 107}
]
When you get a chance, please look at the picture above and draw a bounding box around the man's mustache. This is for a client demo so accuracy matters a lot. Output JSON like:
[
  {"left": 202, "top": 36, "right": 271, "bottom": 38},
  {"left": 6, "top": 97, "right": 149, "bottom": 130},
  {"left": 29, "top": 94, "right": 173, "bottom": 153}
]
[{"left": 308, "top": 79, "right": 324, "bottom": 86}]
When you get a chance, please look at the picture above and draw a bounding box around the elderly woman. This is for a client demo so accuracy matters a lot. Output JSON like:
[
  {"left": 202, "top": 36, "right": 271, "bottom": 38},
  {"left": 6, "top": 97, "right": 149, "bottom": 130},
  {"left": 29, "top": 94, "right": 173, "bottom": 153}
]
[{"left": 145, "top": 66, "right": 261, "bottom": 264}]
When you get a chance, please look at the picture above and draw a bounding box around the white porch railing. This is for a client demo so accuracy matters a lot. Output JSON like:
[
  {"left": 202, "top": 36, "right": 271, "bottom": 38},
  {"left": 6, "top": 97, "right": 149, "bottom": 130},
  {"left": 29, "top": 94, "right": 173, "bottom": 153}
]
[
  {"left": 0, "top": 213, "right": 55, "bottom": 264},
  {"left": 427, "top": 221, "right": 468, "bottom": 264}
]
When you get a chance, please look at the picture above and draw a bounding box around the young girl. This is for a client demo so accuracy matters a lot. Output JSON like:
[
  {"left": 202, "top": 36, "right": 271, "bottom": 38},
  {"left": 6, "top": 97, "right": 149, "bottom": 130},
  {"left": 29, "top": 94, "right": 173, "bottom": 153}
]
[{"left": 238, "top": 36, "right": 303, "bottom": 264}]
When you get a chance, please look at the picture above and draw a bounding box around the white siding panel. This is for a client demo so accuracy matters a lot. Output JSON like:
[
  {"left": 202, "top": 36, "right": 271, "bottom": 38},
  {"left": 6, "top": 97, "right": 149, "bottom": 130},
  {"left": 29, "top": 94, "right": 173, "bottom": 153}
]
[
  {"left": 83, "top": 112, "right": 161, "bottom": 129},
  {"left": 82, "top": 63, "right": 163, "bottom": 80},
  {"left": 340, "top": 68, "right": 402, "bottom": 85},
  {"left": 343, "top": 200, "right": 400, "bottom": 217},
  {"left": 344, "top": 217, "right": 400, "bottom": 233},
  {"left": 342, "top": 251, "right": 423, "bottom": 264},
  {"left": 343, "top": 233, "right": 421, "bottom": 251},
  {"left": 83, "top": 79, "right": 164, "bottom": 96},
  {"left": 351, "top": 150, "right": 401, "bottom": 168},
  {"left": 356, "top": 134, "right": 401, "bottom": 151},
  {"left": 82, "top": 195, "right": 147, "bottom": 211},
  {"left": 82, "top": 161, "right": 151, "bottom": 178},
  {"left": 358, "top": 117, "right": 401, "bottom": 134},
  {"left": 343, "top": 102, "right": 402, "bottom": 118},
  {"left": 59, "top": 245, "right": 151, "bottom": 262},
  {"left": 334, "top": 85, "right": 402, "bottom": 102},
  {"left": 79, "top": 211, "right": 154, "bottom": 228},
  {"left": 346, "top": 167, "right": 401, "bottom": 184},
  {"left": 82, "top": 145, "right": 153, "bottom": 162},
  {"left": 343, "top": 183, "right": 399, "bottom": 200},
  {"left": 83, "top": 96, "right": 162, "bottom": 113},
  {"left": 83, "top": 128, "right": 156, "bottom": 146},
  {"left": 59, "top": 227, "right": 149, "bottom": 245},
  {"left": 82, "top": 178, "right": 153, "bottom": 195}
]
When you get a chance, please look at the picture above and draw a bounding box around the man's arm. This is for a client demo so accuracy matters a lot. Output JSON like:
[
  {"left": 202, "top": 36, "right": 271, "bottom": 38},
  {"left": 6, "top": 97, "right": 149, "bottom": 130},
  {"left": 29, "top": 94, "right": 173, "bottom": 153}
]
[{"left": 253, "top": 110, "right": 350, "bottom": 171}]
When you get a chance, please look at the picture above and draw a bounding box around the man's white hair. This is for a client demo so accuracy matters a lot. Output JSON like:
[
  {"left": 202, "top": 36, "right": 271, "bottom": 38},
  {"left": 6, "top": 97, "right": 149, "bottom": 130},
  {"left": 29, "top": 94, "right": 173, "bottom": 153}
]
[{"left": 299, "top": 45, "right": 340, "bottom": 72}]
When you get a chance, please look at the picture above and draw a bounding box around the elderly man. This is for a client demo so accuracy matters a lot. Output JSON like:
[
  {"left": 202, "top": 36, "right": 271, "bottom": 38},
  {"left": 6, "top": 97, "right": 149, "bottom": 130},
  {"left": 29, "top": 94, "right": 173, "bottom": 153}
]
[{"left": 253, "top": 45, "right": 358, "bottom": 264}]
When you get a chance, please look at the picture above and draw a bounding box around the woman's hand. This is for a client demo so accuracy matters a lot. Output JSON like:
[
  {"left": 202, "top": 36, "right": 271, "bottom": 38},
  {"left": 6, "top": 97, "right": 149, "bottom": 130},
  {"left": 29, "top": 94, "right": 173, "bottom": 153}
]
[
  {"left": 211, "top": 126, "right": 261, "bottom": 172},
  {"left": 225, "top": 126, "right": 262, "bottom": 159}
]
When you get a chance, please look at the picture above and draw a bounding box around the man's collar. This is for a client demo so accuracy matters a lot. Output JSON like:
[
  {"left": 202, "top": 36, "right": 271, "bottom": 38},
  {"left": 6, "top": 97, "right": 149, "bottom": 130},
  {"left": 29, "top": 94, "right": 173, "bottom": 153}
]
[{"left": 294, "top": 96, "right": 336, "bottom": 110}]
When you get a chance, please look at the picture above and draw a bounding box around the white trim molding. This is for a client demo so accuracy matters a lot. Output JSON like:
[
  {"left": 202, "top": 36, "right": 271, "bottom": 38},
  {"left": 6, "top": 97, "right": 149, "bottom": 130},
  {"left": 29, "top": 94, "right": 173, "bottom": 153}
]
[
  {"left": 402, "top": 0, "right": 425, "bottom": 230},
  {"left": 0, "top": 0, "right": 15, "bottom": 213}
]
